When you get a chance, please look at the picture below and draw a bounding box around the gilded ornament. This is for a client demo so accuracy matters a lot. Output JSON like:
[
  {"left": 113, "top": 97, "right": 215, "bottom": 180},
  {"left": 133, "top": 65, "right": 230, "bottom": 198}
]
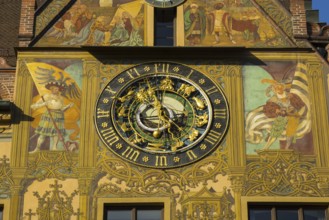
[
  {"left": 192, "top": 96, "right": 207, "bottom": 110},
  {"left": 195, "top": 112, "right": 209, "bottom": 127},
  {"left": 27, "top": 152, "right": 78, "bottom": 180},
  {"left": 95, "top": 62, "right": 229, "bottom": 168},
  {"left": 189, "top": 128, "right": 199, "bottom": 142},
  {"left": 177, "top": 83, "right": 196, "bottom": 97},
  {"left": 27, "top": 180, "right": 79, "bottom": 220},
  {"left": 0, "top": 155, "right": 13, "bottom": 196},
  {"left": 245, "top": 150, "right": 322, "bottom": 196}
]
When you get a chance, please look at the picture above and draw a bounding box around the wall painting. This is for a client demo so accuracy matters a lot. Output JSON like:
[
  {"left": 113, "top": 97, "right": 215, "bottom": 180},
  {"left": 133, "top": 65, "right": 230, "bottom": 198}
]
[
  {"left": 27, "top": 60, "right": 82, "bottom": 153},
  {"left": 244, "top": 62, "right": 313, "bottom": 155},
  {"left": 36, "top": 0, "right": 144, "bottom": 46},
  {"left": 183, "top": 0, "right": 290, "bottom": 47}
]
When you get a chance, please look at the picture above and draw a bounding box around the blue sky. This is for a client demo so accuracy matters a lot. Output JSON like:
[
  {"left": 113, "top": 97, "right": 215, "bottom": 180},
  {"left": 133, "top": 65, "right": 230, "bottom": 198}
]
[{"left": 312, "top": 0, "right": 329, "bottom": 23}]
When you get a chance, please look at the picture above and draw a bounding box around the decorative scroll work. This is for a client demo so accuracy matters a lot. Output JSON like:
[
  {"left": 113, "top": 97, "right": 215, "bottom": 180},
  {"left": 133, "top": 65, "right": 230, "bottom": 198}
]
[
  {"left": 0, "top": 155, "right": 13, "bottom": 197},
  {"left": 316, "top": 174, "right": 329, "bottom": 196},
  {"left": 24, "top": 180, "right": 81, "bottom": 220},
  {"left": 27, "top": 152, "right": 78, "bottom": 180},
  {"left": 95, "top": 144, "right": 230, "bottom": 219},
  {"left": 252, "top": 0, "right": 295, "bottom": 45},
  {"left": 99, "top": 62, "right": 226, "bottom": 86},
  {"left": 244, "top": 150, "right": 321, "bottom": 196},
  {"left": 35, "top": 0, "right": 71, "bottom": 35},
  {"left": 99, "top": 62, "right": 133, "bottom": 76},
  {"left": 177, "top": 186, "right": 235, "bottom": 220},
  {"left": 96, "top": 144, "right": 228, "bottom": 191}
]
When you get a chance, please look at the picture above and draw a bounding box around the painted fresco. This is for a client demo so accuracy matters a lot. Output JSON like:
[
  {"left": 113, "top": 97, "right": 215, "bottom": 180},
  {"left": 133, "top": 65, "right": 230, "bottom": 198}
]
[
  {"left": 28, "top": 61, "right": 82, "bottom": 153},
  {"left": 183, "top": 0, "right": 289, "bottom": 47},
  {"left": 36, "top": 0, "right": 144, "bottom": 46},
  {"left": 244, "top": 62, "right": 313, "bottom": 155}
]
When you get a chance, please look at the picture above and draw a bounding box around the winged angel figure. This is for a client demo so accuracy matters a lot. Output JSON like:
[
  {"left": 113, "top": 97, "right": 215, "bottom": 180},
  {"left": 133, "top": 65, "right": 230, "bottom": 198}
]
[{"left": 27, "top": 63, "right": 81, "bottom": 152}]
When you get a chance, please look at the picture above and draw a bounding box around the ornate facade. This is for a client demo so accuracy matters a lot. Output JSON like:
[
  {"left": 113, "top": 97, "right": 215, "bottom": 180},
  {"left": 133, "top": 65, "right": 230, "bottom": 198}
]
[{"left": 1, "top": 0, "right": 329, "bottom": 219}]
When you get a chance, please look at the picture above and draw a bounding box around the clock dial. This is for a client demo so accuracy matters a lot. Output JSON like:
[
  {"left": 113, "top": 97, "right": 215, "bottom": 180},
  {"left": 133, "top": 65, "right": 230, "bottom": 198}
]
[
  {"left": 113, "top": 74, "right": 211, "bottom": 153},
  {"left": 95, "top": 62, "right": 229, "bottom": 168}
]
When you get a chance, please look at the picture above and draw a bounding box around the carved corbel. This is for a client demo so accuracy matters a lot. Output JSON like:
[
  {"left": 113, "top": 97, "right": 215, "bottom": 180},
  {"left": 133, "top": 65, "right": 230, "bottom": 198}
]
[
  {"left": 228, "top": 175, "right": 246, "bottom": 194},
  {"left": 78, "top": 168, "right": 98, "bottom": 196}
]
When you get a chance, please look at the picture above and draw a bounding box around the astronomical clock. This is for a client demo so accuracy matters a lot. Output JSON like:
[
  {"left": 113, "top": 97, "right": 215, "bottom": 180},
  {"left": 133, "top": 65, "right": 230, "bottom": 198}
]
[{"left": 95, "top": 62, "right": 229, "bottom": 168}]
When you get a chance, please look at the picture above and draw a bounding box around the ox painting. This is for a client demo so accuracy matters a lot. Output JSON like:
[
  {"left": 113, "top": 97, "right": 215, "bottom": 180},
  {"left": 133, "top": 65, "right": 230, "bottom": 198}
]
[{"left": 184, "top": 1, "right": 290, "bottom": 47}]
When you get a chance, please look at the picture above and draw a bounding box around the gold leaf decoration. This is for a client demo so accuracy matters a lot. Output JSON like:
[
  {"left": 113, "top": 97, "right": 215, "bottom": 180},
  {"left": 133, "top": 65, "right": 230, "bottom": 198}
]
[{"left": 244, "top": 150, "right": 322, "bottom": 196}]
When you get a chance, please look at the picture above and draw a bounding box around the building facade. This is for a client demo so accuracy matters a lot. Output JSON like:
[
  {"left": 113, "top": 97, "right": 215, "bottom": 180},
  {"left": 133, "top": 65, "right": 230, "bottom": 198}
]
[{"left": 1, "top": 0, "right": 329, "bottom": 219}]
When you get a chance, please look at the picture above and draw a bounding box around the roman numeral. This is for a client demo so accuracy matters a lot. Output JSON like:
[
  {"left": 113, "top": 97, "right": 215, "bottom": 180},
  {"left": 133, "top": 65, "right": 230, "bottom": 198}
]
[
  {"left": 126, "top": 68, "right": 140, "bottom": 79},
  {"left": 186, "top": 69, "right": 194, "bottom": 78},
  {"left": 105, "top": 85, "right": 116, "bottom": 95},
  {"left": 205, "top": 86, "right": 218, "bottom": 95},
  {"left": 214, "top": 109, "right": 227, "bottom": 119},
  {"left": 204, "top": 130, "right": 222, "bottom": 145},
  {"left": 187, "top": 150, "right": 197, "bottom": 160},
  {"left": 97, "top": 108, "right": 110, "bottom": 118},
  {"left": 155, "top": 156, "right": 167, "bottom": 167},
  {"left": 122, "top": 146, "right": 140, "bottom": 162},
  {"left": 100, "top": 127, "right": 119, "bottom": 145},
  {"left": 154, "top": 63, "right": 170, "bottom": 73}
]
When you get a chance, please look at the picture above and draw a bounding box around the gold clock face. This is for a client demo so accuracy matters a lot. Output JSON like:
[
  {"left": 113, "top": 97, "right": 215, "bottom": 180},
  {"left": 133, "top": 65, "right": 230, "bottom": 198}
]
[{"left": 95, "top": 62, "right": 229, "bottom": 168}]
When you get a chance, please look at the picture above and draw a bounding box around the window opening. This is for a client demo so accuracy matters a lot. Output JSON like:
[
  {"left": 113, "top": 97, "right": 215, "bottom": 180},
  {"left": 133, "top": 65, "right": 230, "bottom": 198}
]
[
  {"left": 0, "top": 205, "right": 3, "bottom": 220},
  {"left": 104, "top": 204, "right": 164, "bottom": 220},
  {"left": 154, "top": 8, "right": 176, "bottom": 46},
  {"left": 248, "top": 204, "right": 328, "bottom": 220}
]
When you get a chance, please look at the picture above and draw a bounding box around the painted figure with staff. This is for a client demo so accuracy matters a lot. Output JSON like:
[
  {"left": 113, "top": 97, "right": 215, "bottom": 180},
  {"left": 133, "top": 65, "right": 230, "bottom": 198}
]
[{"left": 27, "top": 63, "right": 81, "bottom": 152}]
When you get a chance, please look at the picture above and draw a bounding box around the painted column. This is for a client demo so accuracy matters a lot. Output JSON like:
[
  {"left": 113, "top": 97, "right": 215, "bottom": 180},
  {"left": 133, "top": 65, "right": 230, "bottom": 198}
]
[
  {"left": 9, "top": 60, "right": 32, "bottom": 219},
  {"left": 78, "top": 59, "right": 100, "bottom": 219},
  {"left": 307, "top": 62, "right": 329, "bottom": 195},
  {"left": 307, "top": 62, "right": 329, "bottom": 167},
  {"left": 224, "top": 65, "right": 246, "bottom": 220}
]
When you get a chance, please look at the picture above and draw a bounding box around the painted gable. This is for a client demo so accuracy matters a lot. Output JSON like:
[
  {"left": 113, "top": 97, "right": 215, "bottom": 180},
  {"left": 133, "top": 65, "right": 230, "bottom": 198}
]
[
  {"left": 183, "top": 0, "right": 296, "bottom": 47},
  {"left": 35, "top": 0, "right": 145, "bottom": 46},
  {"left": 33, "top": 0, "right": 304, "bottom": 48}
]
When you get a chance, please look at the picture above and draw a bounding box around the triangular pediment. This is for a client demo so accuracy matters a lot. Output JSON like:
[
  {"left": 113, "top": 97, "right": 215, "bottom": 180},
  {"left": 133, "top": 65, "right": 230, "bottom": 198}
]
[
  {"left": 179, "top": 186, "right": 223, "bottom": 204},
  {"left": 33, "top": 0, "right": 307, "bottom": 48}
]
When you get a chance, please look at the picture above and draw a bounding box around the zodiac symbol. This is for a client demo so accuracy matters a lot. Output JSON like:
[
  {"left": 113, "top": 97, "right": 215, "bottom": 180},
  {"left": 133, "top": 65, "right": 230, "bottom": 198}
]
[
  {"left": 195, "top": 113, "right": 208, "bottom": 127},
  {"left": 171, "top": 140, "right": 184, "bottom": 152},
  {"left": 192, "top": 97, "right": 207, "bottom": 110},
  {"left": 135, "top": 88, "right": 148, "bottom": 103},
  {"left": 117, "top": 104, "right": 127, "bottom": 117},
  {"left": 160, "top": 76, "right": 174, "bottom": 91},
  {"left": 117, "top": 88, "right": 134, "bottom": 102},
  {"left": 117, "top": 121, "right": 131, "bottom": 132},
  {"left": 131, "top": 133, "right": 145, "bottom": 144},
  {"left": 177, "top": 84, "right": 196, "bottom": 97},
  {"left": 189, "top": 128, "right": 199, "bottom": 142}
]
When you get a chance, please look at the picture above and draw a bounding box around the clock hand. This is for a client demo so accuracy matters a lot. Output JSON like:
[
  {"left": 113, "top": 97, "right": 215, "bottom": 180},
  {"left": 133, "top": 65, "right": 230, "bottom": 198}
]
[
  {"left": 163, "top": 104, "right": 189, "bottom": 116},
  {"left": 161, "top": 112, "right": 183, "bottom": 131}
]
